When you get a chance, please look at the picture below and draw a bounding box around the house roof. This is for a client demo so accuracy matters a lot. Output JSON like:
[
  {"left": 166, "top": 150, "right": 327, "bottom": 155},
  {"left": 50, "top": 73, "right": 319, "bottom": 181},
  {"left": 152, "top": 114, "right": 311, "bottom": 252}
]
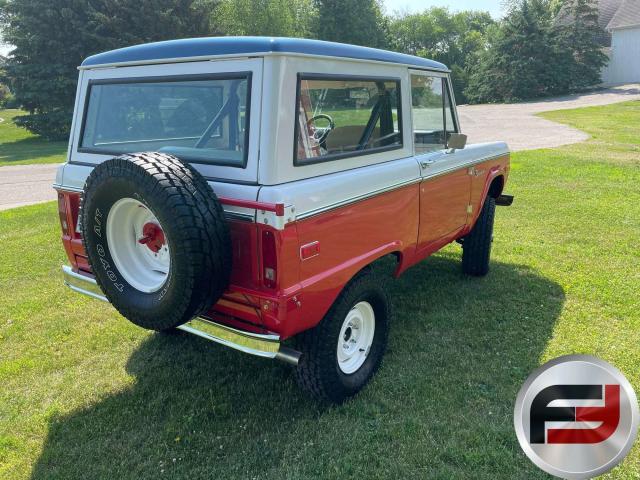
[
  {"left": 607, "top": 0, "right": 640, "bottom": 29},
  {"left": 555, "top": 0, "right": 622, "bottom": 45},
  {"left": 598, "top": 0, "right": 626, "bottom": 29},
  {"left": 81, "top": 37, "right": 448, "bottom": 71}
]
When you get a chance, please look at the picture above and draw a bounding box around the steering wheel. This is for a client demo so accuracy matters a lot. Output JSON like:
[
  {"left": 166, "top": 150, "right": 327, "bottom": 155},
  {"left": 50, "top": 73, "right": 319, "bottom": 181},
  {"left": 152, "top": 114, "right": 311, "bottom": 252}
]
[{"left": 307, "top": 114, "right": 335, "bottom": 145}]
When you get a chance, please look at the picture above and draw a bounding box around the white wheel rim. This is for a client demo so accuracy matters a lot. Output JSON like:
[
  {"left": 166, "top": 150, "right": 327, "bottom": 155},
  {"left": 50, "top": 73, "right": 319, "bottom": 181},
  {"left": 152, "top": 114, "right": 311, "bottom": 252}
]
[
  {"left": 106, "top": 198, "right": 170, "bottom": 293},
  {"left": 337, "top": 301, "right": 376, "bottom": 374}
]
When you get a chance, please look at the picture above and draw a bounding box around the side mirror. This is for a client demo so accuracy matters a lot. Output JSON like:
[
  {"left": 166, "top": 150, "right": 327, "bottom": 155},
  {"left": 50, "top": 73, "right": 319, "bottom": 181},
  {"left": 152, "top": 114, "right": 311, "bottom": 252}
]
[{"left": 447, "top": 133, "right": 467, "bottom": 150}]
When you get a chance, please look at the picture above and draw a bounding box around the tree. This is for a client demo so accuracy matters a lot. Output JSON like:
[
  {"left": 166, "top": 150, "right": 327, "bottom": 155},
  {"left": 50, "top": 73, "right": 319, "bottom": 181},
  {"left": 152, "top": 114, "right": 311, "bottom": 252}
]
[
  {"left": 217, "top": 0, "right": 315, "bottom": 37},
  {"left": 553, "top": 0, "right": 607, "bottom": 89},
  {"left": 465, "top": 0, "right": 563, "bottom": 103},
  {"left": 465, "top": 0, "right": 606, "bottom": 104},
  {"left": 313, "top": 0, "right": 389, "bottom": 48},
  {"left": 0, "top": 54, "right": 11, "bottom": 107},
  {"left": 389, "top": 8, "right": 495, "bottom": 103},
  {"left": 0, "top": 0, "right": 218, "bottom": 140}
]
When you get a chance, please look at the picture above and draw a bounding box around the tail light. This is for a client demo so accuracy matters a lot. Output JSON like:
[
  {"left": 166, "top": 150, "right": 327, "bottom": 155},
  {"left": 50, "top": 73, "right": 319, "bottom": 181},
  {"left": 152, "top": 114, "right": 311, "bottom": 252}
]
[
  {"left": 58, "top": 193, "right": 70, "bottom": 236},
  {"left": 261, "top": 230, "right": 277, "bottom": 289}
]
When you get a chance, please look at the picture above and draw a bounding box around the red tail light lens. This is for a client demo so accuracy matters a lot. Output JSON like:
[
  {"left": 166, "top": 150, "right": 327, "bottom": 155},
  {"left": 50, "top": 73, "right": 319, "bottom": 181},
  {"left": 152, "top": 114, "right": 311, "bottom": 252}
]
[
  {"left": 262, "top": 230, "right": 277, "bottom": 289},
  {"left": 58, "top": 193, "right": 69, "bottom": 235}
]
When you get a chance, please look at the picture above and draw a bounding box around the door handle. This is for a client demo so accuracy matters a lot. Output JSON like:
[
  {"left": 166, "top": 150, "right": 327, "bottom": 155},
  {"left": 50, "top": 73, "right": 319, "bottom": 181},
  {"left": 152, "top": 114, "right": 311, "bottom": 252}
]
[{"left": 420, "top": 159, "right": 436, "bottom": 169}]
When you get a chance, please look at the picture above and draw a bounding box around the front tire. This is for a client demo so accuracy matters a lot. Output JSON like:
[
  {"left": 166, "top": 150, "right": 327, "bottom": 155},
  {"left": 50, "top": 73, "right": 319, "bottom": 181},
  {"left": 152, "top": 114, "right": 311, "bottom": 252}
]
[
  {"left": 461, "top": 196, "right": 496, "bottom": 276},
  {"left": 295, "top": 270, "right": 391, "bottom": 403}
]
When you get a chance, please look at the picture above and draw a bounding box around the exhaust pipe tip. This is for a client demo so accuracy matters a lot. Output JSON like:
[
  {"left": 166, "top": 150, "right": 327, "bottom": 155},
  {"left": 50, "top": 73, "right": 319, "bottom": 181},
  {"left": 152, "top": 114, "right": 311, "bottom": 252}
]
[{"left": 275, "top": 346, "right": 302, "bottom": 366}]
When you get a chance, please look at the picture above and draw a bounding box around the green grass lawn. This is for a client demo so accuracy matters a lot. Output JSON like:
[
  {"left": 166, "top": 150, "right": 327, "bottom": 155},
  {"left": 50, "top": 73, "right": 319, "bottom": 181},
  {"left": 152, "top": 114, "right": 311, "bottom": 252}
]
[
  {"left": 0, "top": 109, "right": 67, "bottom": 167},
  {"left": 1, "top": 101, "right": 639, "bottom": 479}
]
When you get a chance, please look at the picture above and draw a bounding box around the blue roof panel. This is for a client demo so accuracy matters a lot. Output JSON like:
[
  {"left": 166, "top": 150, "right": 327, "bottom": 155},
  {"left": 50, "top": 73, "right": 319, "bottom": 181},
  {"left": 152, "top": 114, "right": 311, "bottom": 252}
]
[{"left": 81, "top": 37, "right": 448, "bottom": 70}]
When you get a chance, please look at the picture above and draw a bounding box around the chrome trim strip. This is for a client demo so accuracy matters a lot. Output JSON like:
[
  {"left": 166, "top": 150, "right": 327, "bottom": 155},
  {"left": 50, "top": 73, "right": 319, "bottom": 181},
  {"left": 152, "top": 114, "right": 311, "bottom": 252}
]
[
  {"left": 56, "top": 151, "right": 506, "bottom": 223},
  {"left": 420, "top": 153, "right": 506, "bottom": 182},
  {"left": 295, "top": 152, "right": 507, "bottom": 221},
  {"left": 61, "top": 265, "right": 299, "bottom": 364},
  {"left": 224, "top": 211, "right": 255, "bottom": 222},
  {"left": 53, "top": 183, "right": 84, "bottom": 193},
  {"left": 62, "top": 265, "right": 107, "bottom": 301},
  {"left": 296, "top": 177, "right": 421, "bottom": 220}
]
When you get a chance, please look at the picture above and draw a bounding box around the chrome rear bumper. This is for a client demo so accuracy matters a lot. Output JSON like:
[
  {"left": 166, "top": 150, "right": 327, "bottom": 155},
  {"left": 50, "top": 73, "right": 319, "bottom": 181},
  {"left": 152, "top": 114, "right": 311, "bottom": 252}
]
[
  {"left": 61, "top": 266, "right": 300, "bottom": 365},
  {"left": 63, "top": 265, "right": 107, "bottom": 301}
]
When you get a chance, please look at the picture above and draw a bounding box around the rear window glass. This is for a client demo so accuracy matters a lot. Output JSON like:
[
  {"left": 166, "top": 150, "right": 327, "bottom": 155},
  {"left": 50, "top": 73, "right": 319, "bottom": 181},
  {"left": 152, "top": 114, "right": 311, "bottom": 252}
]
[
  {"left": 80, "top": 75, "right": 250, "bottom": 167},
  {"left": 295, "top": 77, "right": 402, "bottom": 165}
]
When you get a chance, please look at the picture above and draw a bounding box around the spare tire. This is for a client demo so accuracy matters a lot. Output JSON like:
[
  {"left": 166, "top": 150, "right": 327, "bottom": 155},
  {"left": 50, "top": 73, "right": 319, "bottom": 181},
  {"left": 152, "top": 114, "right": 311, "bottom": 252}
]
[{"left": 81, "top": 152, "right": 232, "bottom": 331}]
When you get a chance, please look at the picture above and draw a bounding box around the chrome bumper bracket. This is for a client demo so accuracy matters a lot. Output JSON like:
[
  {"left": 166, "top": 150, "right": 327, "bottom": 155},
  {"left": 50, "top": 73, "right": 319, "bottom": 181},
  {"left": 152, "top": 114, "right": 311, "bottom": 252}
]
[{"left": 63, "top": 265, "right": 107, "bottom": 302}]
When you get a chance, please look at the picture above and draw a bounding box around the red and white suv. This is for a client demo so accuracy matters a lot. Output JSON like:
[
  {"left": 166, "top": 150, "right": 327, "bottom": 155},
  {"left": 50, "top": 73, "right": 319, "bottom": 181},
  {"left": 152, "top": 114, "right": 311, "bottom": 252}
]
[{"left": 55, "top": 37, "right": 513, "bottom": 403}]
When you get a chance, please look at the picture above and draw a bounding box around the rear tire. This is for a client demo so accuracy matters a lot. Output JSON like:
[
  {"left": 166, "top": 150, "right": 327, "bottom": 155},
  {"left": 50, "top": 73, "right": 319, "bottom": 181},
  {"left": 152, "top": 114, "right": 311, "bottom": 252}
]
[
  {"left": 295, "top": 270, "right": 391, "bottom": 403},
  {"left": 81, "top": 152, "right": 232, "bottom": 331},
  {"left": 461, "top": 196, "right": 496, "bottom": 277}
]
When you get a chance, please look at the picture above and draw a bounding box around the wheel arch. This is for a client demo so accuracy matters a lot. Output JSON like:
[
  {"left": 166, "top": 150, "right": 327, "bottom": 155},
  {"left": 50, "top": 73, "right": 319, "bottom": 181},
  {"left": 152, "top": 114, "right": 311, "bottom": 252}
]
[
  {"left": 286, "top": 246, "right": 402, "bottom": 338},
  {"left": 488, "top": 174, "right": 505, "bottom": 198},
  {"left": 355, "top": 251, "right": 404, "bottom": 279}
]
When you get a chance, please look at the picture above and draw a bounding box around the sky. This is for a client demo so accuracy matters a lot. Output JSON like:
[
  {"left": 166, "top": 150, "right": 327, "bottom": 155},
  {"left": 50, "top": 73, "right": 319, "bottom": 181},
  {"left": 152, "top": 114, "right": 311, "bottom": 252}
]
[{"left": 382, "top": 0, "right": 505, "bottom": 18}]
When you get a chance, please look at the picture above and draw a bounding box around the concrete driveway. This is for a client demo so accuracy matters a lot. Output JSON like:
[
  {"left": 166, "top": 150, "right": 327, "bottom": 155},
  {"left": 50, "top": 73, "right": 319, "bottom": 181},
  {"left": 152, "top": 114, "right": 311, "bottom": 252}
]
[
  {"left": 1, "top": 84, "right": 640, "bottom": 212},
  {"left": 458, "top": 84, "right": 640, "bottom": 151},
  {"left": 0, "top": 163, "right": 59, "bottom": 211}
]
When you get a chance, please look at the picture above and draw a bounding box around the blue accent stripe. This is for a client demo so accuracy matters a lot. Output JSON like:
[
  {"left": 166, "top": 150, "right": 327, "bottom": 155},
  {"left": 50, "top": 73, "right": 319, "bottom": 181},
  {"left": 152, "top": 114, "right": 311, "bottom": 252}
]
[{"left": 81, "top": 36, "right": 447, "bottom": 70}]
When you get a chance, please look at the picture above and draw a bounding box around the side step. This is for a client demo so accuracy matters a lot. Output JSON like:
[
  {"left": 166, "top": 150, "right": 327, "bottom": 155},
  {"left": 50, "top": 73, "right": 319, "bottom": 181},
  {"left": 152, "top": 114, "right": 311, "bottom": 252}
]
[
  {"left": 61, "top": 265, "right": 300, "bottom": 365},
  {"left": 496, "top": 194, "right": 514, "bottom": 206}
]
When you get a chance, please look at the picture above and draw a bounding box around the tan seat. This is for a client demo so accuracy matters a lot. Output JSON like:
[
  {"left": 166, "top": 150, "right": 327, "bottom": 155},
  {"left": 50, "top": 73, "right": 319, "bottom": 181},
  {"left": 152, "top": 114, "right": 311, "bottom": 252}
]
[{"left": 325, "top": 126, "right": 380, "bottom": 152}]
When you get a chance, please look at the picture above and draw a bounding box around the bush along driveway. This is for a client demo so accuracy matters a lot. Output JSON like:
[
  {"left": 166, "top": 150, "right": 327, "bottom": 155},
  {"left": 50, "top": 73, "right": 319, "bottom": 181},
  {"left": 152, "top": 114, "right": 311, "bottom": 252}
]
[{"left": 0, "top": 100, "right": 638, "bottom": 479}]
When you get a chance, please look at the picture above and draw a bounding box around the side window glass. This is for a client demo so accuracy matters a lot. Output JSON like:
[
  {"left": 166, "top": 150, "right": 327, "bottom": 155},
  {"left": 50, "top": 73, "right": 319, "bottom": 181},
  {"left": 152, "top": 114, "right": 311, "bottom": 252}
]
[
  {"left": 411, "top": 75, "right": 445, "bottom": 154},
  {"left": 443, "top": 83, "right": 457, "bottom": 141},
  {"left": 295, "top": 77, "right": 402, "bottom": 165}
]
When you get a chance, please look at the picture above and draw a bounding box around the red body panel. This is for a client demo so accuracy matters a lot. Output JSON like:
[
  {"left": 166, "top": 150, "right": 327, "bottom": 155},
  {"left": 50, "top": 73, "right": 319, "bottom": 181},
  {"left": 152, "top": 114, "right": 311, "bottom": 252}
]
[
  {"left": 417, "top": 168, "right": 470, "bottom": 254},
  {"left": 288, "top": 183, "right": 420, "bottom": 337},
  {"left": 57, "top": 154, "right": 509, "bottom": 340}
]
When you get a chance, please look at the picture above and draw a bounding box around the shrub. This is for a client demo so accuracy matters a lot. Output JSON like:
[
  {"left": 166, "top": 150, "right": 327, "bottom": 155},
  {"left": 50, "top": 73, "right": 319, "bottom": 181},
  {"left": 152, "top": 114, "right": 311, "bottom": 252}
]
[{"left": 465, "top": 0, "right": 607, "bottom": 104}]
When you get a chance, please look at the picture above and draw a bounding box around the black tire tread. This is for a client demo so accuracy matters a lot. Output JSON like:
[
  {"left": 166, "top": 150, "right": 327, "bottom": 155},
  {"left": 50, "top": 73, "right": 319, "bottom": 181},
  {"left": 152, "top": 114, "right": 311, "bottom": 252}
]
[
  {"left": 295, "top": 270, "right": 391, "bottom": 403},
  {"left": 461, "top": 196, "right": 496, "bottom": 277}
]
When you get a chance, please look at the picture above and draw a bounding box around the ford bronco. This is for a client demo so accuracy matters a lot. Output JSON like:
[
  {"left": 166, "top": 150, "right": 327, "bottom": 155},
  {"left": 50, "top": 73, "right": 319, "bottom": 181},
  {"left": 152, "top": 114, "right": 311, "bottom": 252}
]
[{"left": 55, "top": 37, "right": 513, "bottom": 403}]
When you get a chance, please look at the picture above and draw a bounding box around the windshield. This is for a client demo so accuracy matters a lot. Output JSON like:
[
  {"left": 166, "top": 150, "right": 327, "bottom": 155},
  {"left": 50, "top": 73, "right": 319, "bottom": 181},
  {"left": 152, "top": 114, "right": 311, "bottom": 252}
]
[{"left": 79, "top": 75, "right": 250, "bottom": 167}]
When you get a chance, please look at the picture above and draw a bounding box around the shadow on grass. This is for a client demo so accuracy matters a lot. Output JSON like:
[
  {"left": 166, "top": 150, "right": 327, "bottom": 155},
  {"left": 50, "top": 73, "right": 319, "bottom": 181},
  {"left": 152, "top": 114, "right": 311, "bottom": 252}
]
[
  {"left": 0, "top": 137, "right": 67, "bottom": 163},
  {"left": 30, "top": 254, "right": 564, "bottom": 479}
]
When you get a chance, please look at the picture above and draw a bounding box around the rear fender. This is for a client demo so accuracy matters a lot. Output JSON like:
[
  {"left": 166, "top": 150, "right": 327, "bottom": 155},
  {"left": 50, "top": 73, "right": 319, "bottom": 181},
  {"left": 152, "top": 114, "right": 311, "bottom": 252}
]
[{"left": 282, "top": 240, "right": 403, "bottom": 338}]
